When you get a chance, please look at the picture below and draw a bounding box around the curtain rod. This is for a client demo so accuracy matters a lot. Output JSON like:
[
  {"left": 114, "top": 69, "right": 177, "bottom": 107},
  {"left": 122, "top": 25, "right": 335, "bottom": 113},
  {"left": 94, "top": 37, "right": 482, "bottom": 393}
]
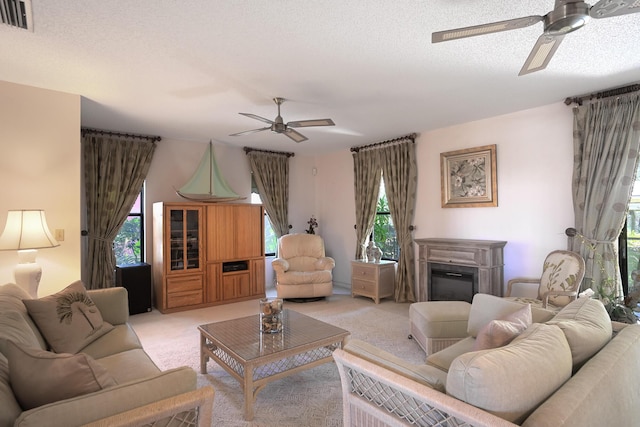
[
  {"left": 243, "top": 147, "right": 295, "bottom": 157},
  {"left": 350, "top": 133, "right": 417, "bottom": 153},
  {"left": 564, "top": 82, "right": 640, "bottom": 106},
  {"left": 81, "top": 127, "right": 161, "bottom": 142}
]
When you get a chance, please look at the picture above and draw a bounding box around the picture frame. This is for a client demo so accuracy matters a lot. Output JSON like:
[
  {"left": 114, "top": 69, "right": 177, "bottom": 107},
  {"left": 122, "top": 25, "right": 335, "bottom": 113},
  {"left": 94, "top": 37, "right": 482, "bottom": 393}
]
[{"left": 440, "top": 144, "right": 497, "bottom": 208}]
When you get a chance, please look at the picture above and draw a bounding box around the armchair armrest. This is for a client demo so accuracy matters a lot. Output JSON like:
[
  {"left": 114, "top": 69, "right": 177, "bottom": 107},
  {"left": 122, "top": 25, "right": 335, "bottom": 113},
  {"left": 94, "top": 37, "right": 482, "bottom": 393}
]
[
  {"left": 87, "top": 287, "right": 129, "bottom": 325},
  {"left": 16, "top": 367, "right": 197, "bottom": 427},
  {"left": 505, "top": 278, "right": 540, "bottom": 298},
  {"left": 81, "top": 386, "right": 214, "bottom": 427},
  {"left": 315, "top": 256, "right": 335, "bottom": 271},
  {"left": 271, "top": 258, "right": 290, "bottom": 274}
]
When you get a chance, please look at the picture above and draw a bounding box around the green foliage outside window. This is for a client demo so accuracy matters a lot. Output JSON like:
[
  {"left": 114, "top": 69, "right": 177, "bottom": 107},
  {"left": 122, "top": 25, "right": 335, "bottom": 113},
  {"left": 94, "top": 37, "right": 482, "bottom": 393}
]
[
  {"left": 114, "top": 217, "right": 142, "bottom": 265},
  {"left": 373, "top": 194, "right": 399, "bottom": 260}
]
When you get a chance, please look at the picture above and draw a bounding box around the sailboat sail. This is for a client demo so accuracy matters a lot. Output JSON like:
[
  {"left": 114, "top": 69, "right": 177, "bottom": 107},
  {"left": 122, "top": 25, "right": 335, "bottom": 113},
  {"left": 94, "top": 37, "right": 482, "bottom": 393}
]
[{"left": 176, "top": 141, "right": 244, "bottom": 202}]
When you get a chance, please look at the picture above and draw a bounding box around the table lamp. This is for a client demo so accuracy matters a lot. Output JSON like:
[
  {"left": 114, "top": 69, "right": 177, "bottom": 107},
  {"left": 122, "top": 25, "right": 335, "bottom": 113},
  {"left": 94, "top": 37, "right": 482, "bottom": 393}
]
[{"left": 0, "top": 210, "right": 59, "bottom": 298}]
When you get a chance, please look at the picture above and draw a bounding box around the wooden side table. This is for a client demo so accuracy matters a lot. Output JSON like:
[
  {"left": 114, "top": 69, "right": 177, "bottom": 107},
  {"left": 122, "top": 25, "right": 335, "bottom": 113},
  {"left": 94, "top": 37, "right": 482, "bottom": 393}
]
[{"left": 351, "top": 260, "right": 396, "bottom": 304}]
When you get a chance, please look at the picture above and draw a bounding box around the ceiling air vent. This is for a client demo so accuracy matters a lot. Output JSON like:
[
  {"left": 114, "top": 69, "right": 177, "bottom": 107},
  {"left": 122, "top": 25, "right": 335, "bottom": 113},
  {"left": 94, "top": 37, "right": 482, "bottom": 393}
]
[{"left": 1, "top": 0, "right": 33, "bottom": 31}]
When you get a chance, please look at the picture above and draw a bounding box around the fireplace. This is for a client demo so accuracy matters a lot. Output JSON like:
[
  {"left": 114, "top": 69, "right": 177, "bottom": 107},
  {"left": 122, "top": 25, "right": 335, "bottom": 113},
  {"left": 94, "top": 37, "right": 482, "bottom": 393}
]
[
  {"left": 428, "top": 263, "right": 478, "bottom": 303},
  {"left": 415, "top": 238, "right": 507, "bottom": 302}
]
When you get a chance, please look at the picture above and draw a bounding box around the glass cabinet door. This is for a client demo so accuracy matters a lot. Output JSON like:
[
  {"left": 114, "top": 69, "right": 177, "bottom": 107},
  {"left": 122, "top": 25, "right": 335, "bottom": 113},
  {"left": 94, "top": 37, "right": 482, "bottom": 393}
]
[{"left": 169, "top": 208, "right": 200, "bottom": 271}]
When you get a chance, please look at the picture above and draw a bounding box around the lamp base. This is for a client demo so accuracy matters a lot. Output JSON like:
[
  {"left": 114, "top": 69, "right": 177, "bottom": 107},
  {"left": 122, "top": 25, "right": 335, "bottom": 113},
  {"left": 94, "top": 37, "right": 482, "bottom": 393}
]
[{"left": 14, "top": 249, "right": 42, "bottom": 298}]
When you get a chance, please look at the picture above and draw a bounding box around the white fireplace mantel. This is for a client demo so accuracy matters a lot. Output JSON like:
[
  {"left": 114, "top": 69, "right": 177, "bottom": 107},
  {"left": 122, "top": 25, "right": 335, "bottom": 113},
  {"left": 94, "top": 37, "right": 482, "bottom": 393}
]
[{"left": 414, "top": 238, "right": 507, "bottom": 302}]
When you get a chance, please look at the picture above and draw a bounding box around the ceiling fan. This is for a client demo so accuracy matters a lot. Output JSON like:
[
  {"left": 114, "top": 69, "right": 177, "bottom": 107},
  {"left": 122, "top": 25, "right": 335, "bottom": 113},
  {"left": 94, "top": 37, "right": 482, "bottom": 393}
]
[
  {"left": 229, "top": 97, "right": 335, "bottom": 143},
  {"left": 432, "top": 0, "right": 640, "bottom": 76}
]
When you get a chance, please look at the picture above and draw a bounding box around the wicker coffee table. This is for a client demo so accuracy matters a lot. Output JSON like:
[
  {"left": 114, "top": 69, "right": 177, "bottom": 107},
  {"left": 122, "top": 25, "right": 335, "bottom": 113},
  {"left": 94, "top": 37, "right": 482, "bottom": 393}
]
[{"left": 198, "top": 309, "right": 349, "bottom": 420}]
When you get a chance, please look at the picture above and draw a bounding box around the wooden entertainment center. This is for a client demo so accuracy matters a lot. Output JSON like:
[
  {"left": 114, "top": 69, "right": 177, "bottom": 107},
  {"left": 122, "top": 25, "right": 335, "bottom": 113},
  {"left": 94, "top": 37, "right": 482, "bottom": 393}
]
[{"left": 152, "top": 202, "right": 265, "bottom": 313}]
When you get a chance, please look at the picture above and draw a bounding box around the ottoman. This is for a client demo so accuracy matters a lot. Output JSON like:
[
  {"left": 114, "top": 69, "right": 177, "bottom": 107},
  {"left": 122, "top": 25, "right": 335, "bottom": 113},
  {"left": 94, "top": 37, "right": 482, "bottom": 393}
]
[{"left": 409, "top": 301, "right": 471, "bottom": 356}]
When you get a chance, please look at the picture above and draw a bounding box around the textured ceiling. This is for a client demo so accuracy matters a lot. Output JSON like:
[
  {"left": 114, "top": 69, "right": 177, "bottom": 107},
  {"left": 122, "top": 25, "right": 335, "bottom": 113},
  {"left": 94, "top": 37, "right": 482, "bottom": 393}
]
[{"left": 1, "top": 0, "right": 639, "bottom": 155}]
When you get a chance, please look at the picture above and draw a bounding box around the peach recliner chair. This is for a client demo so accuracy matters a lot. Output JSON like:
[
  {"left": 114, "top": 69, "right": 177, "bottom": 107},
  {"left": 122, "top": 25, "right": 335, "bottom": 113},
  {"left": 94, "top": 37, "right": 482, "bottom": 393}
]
[{"left": 272, "top": 233, "right": 335, "bottom": 300}]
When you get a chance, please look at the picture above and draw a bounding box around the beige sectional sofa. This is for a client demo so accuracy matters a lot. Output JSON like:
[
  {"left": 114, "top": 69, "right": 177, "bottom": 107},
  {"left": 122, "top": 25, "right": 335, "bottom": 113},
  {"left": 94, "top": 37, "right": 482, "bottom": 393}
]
[
  {"left": 333, "top": 293, "right": 640, "bottom": 427},
  {"left": 0, "top": 282, "right": 214, "bottom": 427}
]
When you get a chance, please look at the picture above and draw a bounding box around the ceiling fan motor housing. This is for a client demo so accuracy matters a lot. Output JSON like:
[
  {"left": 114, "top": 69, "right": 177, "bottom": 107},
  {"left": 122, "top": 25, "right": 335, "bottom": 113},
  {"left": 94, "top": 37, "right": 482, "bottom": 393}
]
[{"left": 545, "top": 1, "right": 590, "bottom": 35}]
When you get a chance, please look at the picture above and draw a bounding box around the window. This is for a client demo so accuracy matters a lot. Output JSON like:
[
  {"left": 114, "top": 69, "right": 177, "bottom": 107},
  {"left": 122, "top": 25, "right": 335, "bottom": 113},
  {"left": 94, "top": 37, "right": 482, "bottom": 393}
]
[
  {"left": 372, "top": 177, "right": 399, "bottom": 261},
  {"left": 113, "top": 191, "right": 144, "bottom": 266},
  {"left": 250, "top": 190, "right": 277, "bottom": 256},
  {"left": 619, "top": 167, "right": 640, "bottom": 296}
]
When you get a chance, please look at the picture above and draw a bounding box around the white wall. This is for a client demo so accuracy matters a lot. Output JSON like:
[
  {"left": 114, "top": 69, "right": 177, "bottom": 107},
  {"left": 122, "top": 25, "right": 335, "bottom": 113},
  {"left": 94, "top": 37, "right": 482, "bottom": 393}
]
[
  {"left": 310, "top": 102, "right": 575, "bottom": 295},
  {"left": 0, "top": 81, "right": 82, "bottom": 296}
]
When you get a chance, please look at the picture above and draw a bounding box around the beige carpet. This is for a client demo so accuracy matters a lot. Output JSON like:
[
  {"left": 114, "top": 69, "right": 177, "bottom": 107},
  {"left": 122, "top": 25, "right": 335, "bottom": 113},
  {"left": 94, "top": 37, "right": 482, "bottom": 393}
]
[{"left": 129, "top": 292, "right": 425, "bottom": 427}]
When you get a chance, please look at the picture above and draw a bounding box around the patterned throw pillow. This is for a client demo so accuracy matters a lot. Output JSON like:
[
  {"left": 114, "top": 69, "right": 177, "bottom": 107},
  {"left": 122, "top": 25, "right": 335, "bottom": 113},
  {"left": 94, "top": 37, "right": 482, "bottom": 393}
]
[
  {"left": 473, "top": 304, "right": 532, "bottom": 351},
  {"left": 6, "top": 340, "right": 117, "bottom": 410},
  {"left": 23, "top": 281, "right": 114, "bottom": 354}
]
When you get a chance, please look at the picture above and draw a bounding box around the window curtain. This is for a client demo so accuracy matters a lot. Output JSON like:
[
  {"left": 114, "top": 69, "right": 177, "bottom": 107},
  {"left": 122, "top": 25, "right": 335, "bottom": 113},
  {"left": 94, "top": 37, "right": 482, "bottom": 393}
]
[
  {"left": 352, "top": 149, "right": 381, "bottom": 260},
  {"left": 247, "top": 150, "right": 290, "bottom": 237},
  {"left": 571, "top": 93, "right": 640, "bottom": 300},
  {"left": 83, "top": 134, "right": 156, "bottom": 289},
  {"left": 380, "top": 140, "right": 418, "bottom": 303}
]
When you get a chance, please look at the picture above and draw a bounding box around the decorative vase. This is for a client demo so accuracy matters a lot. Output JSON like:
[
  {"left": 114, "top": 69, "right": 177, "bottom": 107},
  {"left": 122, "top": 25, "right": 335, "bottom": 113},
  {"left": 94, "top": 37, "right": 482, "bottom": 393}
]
[
  {"left": 259, "top": 298, "right": 283, "bottom": 333},
  {"left": 373, "top": 246, "right": 382, "bottom": 263},
  {"left": 366, "top": 241, "right": 378, "bottom": 263}
]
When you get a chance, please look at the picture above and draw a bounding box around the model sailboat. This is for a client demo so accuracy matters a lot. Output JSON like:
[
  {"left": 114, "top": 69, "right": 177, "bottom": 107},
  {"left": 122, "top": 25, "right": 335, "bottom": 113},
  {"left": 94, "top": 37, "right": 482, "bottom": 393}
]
[{"left": 176, "top": 141, "right": 245, "bottom": 202}]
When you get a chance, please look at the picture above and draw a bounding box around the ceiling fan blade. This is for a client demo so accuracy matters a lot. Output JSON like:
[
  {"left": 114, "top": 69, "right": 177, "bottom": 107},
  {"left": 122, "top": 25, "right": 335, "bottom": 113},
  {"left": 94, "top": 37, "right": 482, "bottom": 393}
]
[
  {"left": 238, "top": 112, "right": 274, "bottom": 125},
  {"left": 283, "top": 128, "right": 308, "bottom": 143},
  {"left": 287, "top": 118, "right": 335, "bottom": 128},
  {"left": 229, "top": 127, "right": 270, "bottom": 137},
  {"left": 519, "top": 34, "right": 564, "bottom": 76},
  {"left": 432, "top": 15, "right": 543, "bottom": 43},
  {"left": 590, "top": 0, "right": 640, "bottom": 19}
]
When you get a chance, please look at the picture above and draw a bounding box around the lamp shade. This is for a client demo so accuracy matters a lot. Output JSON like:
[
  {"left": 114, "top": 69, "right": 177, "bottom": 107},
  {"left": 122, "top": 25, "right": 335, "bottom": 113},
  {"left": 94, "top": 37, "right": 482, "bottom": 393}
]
[{"left": 0, "top": 210, "right": 60, "bottom": 250}]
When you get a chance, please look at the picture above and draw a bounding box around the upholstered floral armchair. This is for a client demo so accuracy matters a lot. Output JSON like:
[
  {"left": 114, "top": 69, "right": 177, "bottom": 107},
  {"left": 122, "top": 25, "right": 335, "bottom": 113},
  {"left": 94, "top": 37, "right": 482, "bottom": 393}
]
[
  {"left": 272, "top": 233, "right": 335, "bottom": 299},
  {"left": 504, "top": 250, "right": 586, "bottom": 311}
]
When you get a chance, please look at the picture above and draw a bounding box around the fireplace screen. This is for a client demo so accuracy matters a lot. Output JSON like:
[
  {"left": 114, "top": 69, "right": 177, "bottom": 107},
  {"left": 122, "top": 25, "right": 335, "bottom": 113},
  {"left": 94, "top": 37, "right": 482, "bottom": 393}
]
[{"left": 428, "top": 263, "right": 478, "bottom": 303}]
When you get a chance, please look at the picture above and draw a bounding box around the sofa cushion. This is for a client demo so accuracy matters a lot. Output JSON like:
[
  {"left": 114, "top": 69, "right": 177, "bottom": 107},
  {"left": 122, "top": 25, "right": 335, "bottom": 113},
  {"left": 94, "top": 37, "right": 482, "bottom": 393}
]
[
  {"left": 79, "top": 323, "right": 143, "bottom": 360},
  {"left": 344, "top": 338, "right": 447, "bottom": 392},
  {"left": 467, "top": 294, "right": 554, "bottom": 338},
  {"left": 0, "top": 284, "right": 47, "bottom": 350},
  {"left": 7, "top": 341, "right": 117, "bottom": 410},
  {"left": 0, "top": 353, "right": 21, "bottom": 427},
  {"left": 23, "top": 281, "right": 114, "bottom": 354},
  {"left": 0, "top": 310, "right": 42, "bottom": 358},
  {"left": 546, "top": 297, "right": 612, "bottom": 369},
  {"left": 446, "top": 323, "right": 572, "bottom": 424},
  {"left": 473, "top": 304, "right": 532, "bottom": 351},
  {"left": 426, "top": 336, "right": 476, "bottom": 372},
  {"left": 96, "top": 348, "right": 161, "bottom": 384}
]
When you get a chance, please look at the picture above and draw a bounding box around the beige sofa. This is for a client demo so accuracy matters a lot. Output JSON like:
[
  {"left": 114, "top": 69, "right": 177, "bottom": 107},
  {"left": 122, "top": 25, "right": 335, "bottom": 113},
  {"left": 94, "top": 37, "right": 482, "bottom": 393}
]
[
  {"left": 333, "top": 294, "right": 640, "bottom": 427},
  {"left": 0, "top": 282, "right": 214, "bottom": 427}
]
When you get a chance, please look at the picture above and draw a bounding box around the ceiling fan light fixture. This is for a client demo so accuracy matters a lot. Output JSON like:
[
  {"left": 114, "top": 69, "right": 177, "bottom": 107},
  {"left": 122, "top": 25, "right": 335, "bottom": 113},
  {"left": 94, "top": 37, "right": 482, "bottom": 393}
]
[{"left": 544, "top": 2, "right": 590, "bottom": 35}]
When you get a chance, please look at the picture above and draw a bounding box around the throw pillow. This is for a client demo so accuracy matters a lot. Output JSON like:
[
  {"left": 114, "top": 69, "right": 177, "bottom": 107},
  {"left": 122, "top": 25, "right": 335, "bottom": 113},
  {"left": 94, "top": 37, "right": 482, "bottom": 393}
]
[
  {"left": 23, "top": 280, "right": 114, "bottom": 354},
  {"left": 546, "top": 296, "right": 612, "bottom": 368},
  {"left": 447, "top": 323, "right": 572, "bottom": 424},
  {"left": 473, "top": 304, "right": 532, "bottom": 351},
  {"left": 6, "top": 340, "right": 117, "bottom": 410}
]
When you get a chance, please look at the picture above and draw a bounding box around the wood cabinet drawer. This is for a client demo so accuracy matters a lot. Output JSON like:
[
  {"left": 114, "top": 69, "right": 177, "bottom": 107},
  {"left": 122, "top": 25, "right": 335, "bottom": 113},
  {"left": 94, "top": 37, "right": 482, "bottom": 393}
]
[
  {"left": 352, "top": 279, "right": 376, "bottom": 294},
  {"left": 352, "top": 264, "right": 376, "bottom": 281},
  {"left": 166, "top": 275, "right": 203, "bottom": 293},
  {"left": 167, "top": 290, "right": 203, "bottom": 308}
]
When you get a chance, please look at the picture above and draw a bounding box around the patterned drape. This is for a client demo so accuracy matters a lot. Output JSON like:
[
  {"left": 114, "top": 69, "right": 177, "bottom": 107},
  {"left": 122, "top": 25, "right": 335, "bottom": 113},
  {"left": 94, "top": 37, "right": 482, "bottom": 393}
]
[
  {"left": 83, "top": 135, "right": 156, "bottom": 289},
  {"left": 352, "top": 135, "right": 417, "bottom": 302},
  {"left": 380, "top": 140, "right": 418, "bottom": 302},
  {"left": 571, "top": 93, "right": 640, "bottom": 300},
  {"left": 352, "top": 149, "right": 381, "bottom": 260},
  {"left": 247, "top": 151, "right": 290, "bottom": 237}
]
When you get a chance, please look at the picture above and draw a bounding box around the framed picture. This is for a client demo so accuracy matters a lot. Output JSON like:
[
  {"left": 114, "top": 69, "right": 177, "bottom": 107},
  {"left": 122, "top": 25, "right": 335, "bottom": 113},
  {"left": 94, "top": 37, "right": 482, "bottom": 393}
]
[{"left": 440, "top": 144, "right": 497, "bottom": 208}]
